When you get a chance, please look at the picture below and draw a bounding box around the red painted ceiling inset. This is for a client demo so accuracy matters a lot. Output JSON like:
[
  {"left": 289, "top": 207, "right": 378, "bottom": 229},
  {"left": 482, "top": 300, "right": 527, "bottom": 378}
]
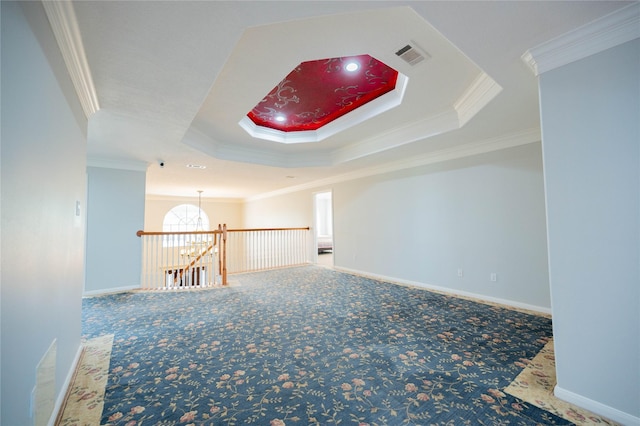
[{"left": 247, "top": 54, "right": 399, "bottom": 132}]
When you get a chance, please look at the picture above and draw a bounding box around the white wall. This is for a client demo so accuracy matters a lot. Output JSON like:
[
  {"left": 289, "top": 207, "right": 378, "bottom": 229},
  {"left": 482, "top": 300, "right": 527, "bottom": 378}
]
[
  {"left": 244, "top": 191, "right": 313, "bottom": 229},
  {"left": 85, "top": 167, "right": 146, "bottom": 294},
  {"left": 244, "top": 143, "right": 551, "bottom": 312},
  {"left": 539, "top": 39, "right": 639, "bottom": 423},
  {"left": 144, "top": 196, "right": 244, "bottom": 230},
  {"left": 336, "top": 143, "right": 550, "bottom": 310},
  {"left": 1, "top": 2, "right": 87, "bottom": 424}
]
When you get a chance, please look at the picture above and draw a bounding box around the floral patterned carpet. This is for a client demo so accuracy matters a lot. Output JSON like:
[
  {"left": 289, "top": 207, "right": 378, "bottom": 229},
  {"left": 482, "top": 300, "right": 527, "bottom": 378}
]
[
  {"left": 65, "top": 266, "right": 586, "bottom": 425},
  {"left": 504, "top": 341, "right": 617, "bottom": 425}
]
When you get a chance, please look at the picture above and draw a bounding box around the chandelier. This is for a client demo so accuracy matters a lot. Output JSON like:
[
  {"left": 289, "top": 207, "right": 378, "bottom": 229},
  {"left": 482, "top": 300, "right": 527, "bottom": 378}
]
[{"left": 180, "top": 190, "right": 213, "bottom": 258}]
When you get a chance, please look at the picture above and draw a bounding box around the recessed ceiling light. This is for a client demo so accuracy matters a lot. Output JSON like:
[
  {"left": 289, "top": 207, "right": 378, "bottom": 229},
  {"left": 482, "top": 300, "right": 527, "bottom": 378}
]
[
  {"left": 345, "top": 62, "right": 359, "bottom": 72},
  {"left": 186, "top": 164, "right": 207, "bottom": 169}
]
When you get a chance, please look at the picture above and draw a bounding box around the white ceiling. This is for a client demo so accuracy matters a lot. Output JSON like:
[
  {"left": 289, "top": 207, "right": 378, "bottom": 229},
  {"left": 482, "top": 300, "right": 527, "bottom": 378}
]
[{"left": 65, "top": 1, "right": 632, "bottom": 200}]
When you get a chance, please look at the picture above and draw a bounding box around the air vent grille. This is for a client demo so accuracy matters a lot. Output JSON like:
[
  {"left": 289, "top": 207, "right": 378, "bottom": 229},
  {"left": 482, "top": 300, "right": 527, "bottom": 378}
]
[{"left": 395, "top": 44, "right": 428, "bottom": 66}]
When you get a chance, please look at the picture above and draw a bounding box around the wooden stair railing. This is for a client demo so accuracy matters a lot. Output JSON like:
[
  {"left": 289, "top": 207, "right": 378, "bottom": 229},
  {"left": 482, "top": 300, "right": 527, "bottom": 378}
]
[
  {"left": 176, "top": 242, "right": 215, "bottom": 286},
  {"left": 177, "top": 224, "right": 229, "bottom": 285},
  {"left": 137, "top": 224, "right": 227, "bottom": 288},
  {"left": 137, "top": 225, "right": 309, "bottom": 289},
  {"left": 223, "top": 227, "right": 310, "bottom": 274}
]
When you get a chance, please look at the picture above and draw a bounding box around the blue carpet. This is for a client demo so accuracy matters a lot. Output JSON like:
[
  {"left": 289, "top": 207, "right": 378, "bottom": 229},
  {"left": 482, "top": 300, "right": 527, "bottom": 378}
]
[{"left": 83, "top": 266, "right": 570, "bottom": 425}]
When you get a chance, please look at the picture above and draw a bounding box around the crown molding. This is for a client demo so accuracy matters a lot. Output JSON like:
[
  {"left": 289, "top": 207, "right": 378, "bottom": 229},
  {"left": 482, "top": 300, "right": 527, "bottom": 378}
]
[
  {"left": 183, "top": 127, "right": 333, "bottom": 168},
  {"left": 454, "top": 72, "right": 503, "bottom": 126},
  {"left": 247, "top": 127, "right": 541, "bottom": 202},
  {"left": 42, "top": 0, "right": 100, "bottom": 118},
  {"left": 522, "top": 3, "right": 640, "bottom": 76},
  {"left": 145, "top": 194, "right": 243, "bottom": 203},
  {"left": 332, "top": 72, "right": 503, "bottom": 166},
  {"left": 331, "top": 109, "right": 460, "bottom": 165}
]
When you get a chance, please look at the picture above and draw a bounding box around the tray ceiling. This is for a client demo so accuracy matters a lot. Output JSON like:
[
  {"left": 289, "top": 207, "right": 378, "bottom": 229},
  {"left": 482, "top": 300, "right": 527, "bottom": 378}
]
[{"left": 56, "top": 1, "right": 634, "bottom": 198}]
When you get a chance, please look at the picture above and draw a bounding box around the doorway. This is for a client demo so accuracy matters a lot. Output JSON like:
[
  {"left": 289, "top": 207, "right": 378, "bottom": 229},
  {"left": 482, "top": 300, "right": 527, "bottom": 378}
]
[{"left": 314, "top": 191, "right": 333, "bottom": 267}]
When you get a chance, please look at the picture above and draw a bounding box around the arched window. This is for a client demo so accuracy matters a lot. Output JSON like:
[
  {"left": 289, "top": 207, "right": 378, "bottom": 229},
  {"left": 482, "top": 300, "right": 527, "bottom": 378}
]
[{"left": 162, "top": 204, "right": 210, "bottom": 246}]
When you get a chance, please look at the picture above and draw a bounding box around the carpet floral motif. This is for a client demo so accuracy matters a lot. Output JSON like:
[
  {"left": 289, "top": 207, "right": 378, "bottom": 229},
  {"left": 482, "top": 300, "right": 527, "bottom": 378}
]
[
  {"left": 82, "top": 266, "right": 571, "bottom": 425},
  {"left": 57, "top": 334, "right": 113, "bottom": 426},
  {"left": 505, "top": 341, "right": 618, "bottom": 425}
]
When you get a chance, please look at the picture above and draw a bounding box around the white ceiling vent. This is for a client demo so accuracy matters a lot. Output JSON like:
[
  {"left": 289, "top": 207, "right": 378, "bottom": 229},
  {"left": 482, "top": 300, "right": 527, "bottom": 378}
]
[{"left": 395, "top": 43, "right": 429, "bottom": 66}]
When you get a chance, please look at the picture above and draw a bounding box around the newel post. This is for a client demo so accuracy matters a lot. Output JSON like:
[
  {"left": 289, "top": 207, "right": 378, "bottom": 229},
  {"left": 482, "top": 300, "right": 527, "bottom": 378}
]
[{"left": 219, "top": 224, "right": 228, "bottom": 286}]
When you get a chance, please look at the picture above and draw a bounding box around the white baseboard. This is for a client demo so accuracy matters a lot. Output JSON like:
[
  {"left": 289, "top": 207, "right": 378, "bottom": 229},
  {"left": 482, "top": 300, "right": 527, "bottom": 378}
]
[
  {"left": 83, "top": 285, "right": 139, "bottom": 297},
  {"left": 47, "top": 344, "right": 83, "bottom": 426},
  {"left": 334, "top": 266, "right": 552, "bottom": 315},
  {"left": 554, "top": 385, "right": 640, "bottom": 426}
]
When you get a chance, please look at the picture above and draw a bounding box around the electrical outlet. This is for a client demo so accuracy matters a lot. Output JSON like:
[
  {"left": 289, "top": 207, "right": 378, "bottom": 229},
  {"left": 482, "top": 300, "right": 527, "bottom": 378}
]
[
  {"left": 457, "top": 268, "right": 463, "bottom": 277},
  {"left": 490, "top": 273, "right": 497, "bottom": 282}
]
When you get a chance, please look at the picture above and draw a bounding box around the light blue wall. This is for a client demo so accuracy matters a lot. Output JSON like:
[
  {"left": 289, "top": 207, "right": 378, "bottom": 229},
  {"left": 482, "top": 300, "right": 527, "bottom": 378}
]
[
  {"left": 334, "top": 143, "right": 550, "bottom": 311},
  {"left": 539, "top": 39, "right": 639, "bottom": 421},
  {"left": 1, "top": 2, "right": 87, "bottom": 424},
  {"left": 86, "top": 167, "right": 146, "bottom": 294},
  {"left": 244, "top": 143, "right": 551, "bottom": 312}
]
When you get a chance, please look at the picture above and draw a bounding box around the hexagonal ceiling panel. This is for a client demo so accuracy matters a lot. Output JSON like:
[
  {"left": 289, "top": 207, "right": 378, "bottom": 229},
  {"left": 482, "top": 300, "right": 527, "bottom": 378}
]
[
  {"left": 190, "top": 6, "right": 502, "bottom": 167},
  {"left": 240, "top": 54, "right": 406, "bottom": 144},
  {"left": 248, "top": 54, "right": 398, "bottom": 132}
]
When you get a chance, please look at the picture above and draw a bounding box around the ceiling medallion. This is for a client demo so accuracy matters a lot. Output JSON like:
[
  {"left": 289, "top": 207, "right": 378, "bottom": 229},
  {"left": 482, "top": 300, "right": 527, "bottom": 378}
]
[{"left": 239, "top": 54, "right": 408, "bottom": 144}]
